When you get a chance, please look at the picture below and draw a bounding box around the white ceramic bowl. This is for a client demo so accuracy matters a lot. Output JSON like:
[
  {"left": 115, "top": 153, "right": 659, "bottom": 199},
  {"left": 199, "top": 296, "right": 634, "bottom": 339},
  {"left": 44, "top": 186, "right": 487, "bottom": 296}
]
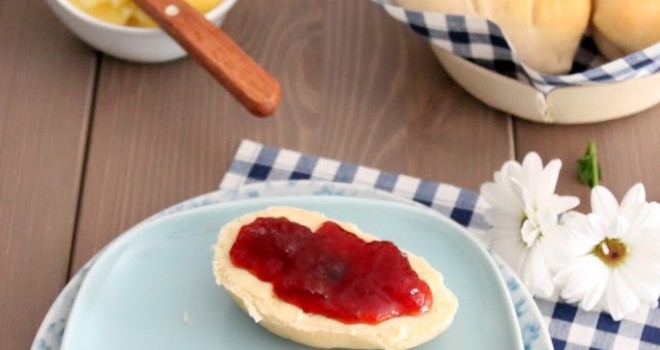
[
  {"left": 433, "top": 47, "right": 660, "bottom": 124},
  {"left": 44, "top": 0, "right": 237, "bottom": 62}
]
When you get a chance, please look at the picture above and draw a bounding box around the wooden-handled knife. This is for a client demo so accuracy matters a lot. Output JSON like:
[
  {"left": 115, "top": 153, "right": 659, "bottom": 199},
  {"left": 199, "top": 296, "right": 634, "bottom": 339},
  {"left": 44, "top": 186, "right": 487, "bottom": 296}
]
[{"left": 133, "top": 0, "right": 281, "bottom": 117}]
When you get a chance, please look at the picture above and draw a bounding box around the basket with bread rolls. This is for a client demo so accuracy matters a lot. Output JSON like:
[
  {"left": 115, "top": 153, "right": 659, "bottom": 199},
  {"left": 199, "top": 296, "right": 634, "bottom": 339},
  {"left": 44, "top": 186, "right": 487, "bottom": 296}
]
[{"left": 375, "top": 0, "right": 660, "bottom": 124}]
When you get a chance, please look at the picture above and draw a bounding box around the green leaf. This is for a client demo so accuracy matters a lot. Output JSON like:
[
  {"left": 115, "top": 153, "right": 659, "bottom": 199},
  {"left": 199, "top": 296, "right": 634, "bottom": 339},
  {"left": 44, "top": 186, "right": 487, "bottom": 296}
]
[{"left": 577, "top": 141, "right": 601, "bottom": 187}]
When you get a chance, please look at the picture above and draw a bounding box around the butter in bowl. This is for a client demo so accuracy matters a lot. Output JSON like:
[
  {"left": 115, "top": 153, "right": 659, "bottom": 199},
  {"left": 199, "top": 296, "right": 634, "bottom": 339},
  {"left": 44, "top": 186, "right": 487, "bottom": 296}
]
[
  {"left": 376, "top": 0, "right": 660, "bottom": 124},
  {"left": 44, "top": 0, "right": 237, "bottom": 62},
  {"left": 69, "top": 0, "right": 222, "bottom": 28}
]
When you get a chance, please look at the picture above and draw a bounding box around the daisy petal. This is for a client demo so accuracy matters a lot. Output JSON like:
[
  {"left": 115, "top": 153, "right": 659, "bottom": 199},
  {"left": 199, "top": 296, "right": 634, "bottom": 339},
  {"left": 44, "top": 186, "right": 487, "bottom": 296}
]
[
  {"left": 521, "top": 152, "right": 543, "bottom": 191},
  {"left": 518, "top": 243, "right": 554, "bottom": 298},
  {"left": 491, "top": 234, "right": 525, "bottom": 272},
  {"left": 619, "top": 263, "right": 660, "bottom": 306},
  {"left": 625, "top": 205, "right": 650, "bottom": 238},
  {"left": 522, "top": 152, "right": 543, "bottom": 176},
  {"left": 537, "top": 210, "right": 560, "bottom": 232},
  {"left": 521, "top": 187, "right": 534, "bottom": 214},
  {"left": 521, "top": 219, "right": 540, "bottom": 247},
  {"left": 562, "top": 216, "right": 601, "bottom": 255},
  {"left": 579, "top": 259, "right": 609, "bottom": 311},
  {"left": 485, "top": 208, "right": 521, "bottom": 230},
  {"left": 607, "top": 216, "right": 630, "bottom": 239},
  {"left": 542, "top": 226, "right": 576, "bottom": 271},
  {"left": 591, "top": 186, "right": 619, "bottom": 218},
  {"left": 480, "top": 183, "right": 523, "bottom": 215},
  {"left": 554, "top": 255, "right": 607, "bottom": 309},
  {"left": 641, "top": 202, "right": 660, "bottom": 229},
  {"left": 540, "top": 159, "right": 562, "bottom": 197},
  {"left": 622, "top": 235, "right": 660, "bottom": 303},
  {"left": 586, "top": 214, "right": 608, "bottom": 242},
  {"left": 550, "top": 195, "right": 580, "bottom": 214},
  {"left": 554, "top": 257, "right": 590, "bottom": 302},
  {"left": 620, "top": 183, "right": 646, "bottom": 212},
  {"left": 496, "top": 162, "right": 522, "bottom": 188},
  {"left": 605, "top": 270, "right": 640, "bottom": 321},
  {"left": 619, "top": 184, "right": 649, "bottom": 232}
]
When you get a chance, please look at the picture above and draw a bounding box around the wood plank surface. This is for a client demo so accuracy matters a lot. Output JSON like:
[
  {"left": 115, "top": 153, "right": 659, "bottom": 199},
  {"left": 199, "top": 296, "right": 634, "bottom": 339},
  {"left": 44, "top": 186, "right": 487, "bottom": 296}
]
[
  {"left": 515, "top": 104, "right": 660, "bottom": 212},
  {"left": 3, "top": 0, "right": 660, "bottom": 348},
  {"left": 0, "top": 0, "right": 98, "bottom": 348},
  {"left": 70, "top": 0, "right": 511, "bottom": 273}
]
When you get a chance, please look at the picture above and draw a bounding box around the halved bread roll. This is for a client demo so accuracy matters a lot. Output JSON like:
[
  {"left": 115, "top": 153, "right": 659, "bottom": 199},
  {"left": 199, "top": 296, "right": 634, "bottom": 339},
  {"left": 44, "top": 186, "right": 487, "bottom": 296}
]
[
  {"left": 394, "top": 0, "right": 591, "bottom": 75},
  {"left": 592, "top": 0, "right": 660, "bottom": 61},
  {"left": 212, "top": 206, "right": 458, "bottom": 350}
]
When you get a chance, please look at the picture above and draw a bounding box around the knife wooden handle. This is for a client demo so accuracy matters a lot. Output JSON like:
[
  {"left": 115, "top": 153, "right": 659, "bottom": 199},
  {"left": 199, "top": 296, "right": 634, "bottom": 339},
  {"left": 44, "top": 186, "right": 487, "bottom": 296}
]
[{"left": 133, "top": 0, "right": 280, "bottom": 117}]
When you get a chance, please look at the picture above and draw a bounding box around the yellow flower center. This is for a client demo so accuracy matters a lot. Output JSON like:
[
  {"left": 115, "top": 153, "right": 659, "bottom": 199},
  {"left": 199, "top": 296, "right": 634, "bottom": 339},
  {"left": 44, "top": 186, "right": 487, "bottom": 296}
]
[{"left": 593, "top": 238, "right": 628, "bottom": 267}]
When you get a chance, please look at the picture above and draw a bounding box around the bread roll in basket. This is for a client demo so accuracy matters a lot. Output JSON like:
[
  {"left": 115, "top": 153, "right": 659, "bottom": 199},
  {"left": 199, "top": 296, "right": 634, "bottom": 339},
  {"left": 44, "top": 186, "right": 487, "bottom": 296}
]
[
  {"left": 380, "top": 0, "right": 660, "bottom": 124},
  {"left": 394, "top": 0, "right": 591, "bottom": 75}
]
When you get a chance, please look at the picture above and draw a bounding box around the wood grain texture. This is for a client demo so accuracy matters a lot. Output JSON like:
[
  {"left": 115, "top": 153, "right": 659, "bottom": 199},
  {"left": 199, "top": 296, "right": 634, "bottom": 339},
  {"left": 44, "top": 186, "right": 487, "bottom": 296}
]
[
  {"left": 0, "top": 0, "right": 97, "bottom": 348},
  {"left": 70, "top": 0, "right": 512, "bottom": 272},
  {"left": 316, "top": 1, "right": 513, "bottom": 189},
  {"left": 514, "top": 103, "right": 660, "bottom": 212}
]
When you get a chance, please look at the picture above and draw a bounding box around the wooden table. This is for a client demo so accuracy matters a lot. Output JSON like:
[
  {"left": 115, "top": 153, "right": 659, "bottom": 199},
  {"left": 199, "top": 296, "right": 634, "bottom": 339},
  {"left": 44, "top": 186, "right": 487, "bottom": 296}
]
[{"left": 2, "top": 0, "right": 659, "bottom": 348}]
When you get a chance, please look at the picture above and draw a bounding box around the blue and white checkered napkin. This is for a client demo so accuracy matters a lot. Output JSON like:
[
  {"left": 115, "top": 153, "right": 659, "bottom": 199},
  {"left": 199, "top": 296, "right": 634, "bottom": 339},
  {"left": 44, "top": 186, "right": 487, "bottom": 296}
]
[
  {"left": 373, "top": 0, "right": 660, "bottom": 94},
  {"left": 221, "top": 140, "right": 660, "bottom": 350}
]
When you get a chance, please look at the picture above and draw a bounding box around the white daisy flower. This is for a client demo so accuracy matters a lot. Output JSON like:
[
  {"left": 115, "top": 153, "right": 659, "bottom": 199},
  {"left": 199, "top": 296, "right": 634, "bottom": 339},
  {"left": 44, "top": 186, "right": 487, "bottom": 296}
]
[
  {"left": 553, "top": 184, "right": 660, "bottom": 320},
  {"left": 480, "top": 152, "right": 580, "bottom": 298}
]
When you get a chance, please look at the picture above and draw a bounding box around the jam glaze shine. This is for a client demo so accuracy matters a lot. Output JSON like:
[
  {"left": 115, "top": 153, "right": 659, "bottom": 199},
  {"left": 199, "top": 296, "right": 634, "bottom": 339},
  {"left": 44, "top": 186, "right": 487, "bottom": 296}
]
[{"left": 229, "top": 217, "right": 433, "bottom": 325}]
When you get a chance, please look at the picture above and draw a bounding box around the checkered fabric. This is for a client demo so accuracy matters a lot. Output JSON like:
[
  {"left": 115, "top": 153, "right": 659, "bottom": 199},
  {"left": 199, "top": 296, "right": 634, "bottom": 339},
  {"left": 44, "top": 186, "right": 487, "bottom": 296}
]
[
  {"left": 373, "top": 0, "right": 660, "bottom": 94},
  {"left": 221, "top": 140, "right": 660, "bottom": 350}
]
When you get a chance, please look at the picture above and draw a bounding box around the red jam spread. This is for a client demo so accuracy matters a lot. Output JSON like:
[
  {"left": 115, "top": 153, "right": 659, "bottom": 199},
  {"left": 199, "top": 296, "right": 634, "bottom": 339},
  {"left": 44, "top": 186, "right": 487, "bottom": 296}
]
[{"left": 229, "top": 217, "right": 433, "bottom": 324}]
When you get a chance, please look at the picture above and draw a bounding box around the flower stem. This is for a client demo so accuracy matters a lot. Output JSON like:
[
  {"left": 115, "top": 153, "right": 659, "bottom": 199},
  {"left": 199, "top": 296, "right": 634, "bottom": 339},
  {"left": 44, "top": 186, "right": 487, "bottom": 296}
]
[{"left": 589, "top": 142, "right": 599, "bottom": 187}]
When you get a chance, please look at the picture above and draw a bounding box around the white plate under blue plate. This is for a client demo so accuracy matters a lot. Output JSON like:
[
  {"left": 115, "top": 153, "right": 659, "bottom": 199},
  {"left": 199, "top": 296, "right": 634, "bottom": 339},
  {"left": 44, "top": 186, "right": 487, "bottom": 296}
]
[{"left": 33, "top": 181, "right": 552, "bottom": 350}]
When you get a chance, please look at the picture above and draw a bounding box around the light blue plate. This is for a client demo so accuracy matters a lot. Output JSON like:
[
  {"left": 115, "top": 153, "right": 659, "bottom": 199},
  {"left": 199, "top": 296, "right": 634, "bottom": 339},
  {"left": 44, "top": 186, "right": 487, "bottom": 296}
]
[
  {"left": 60, "top": 195, "right": 524, "bottom": 350},
  {"left": 34, "top": 181, "right": 551, "bottom": 350}
]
